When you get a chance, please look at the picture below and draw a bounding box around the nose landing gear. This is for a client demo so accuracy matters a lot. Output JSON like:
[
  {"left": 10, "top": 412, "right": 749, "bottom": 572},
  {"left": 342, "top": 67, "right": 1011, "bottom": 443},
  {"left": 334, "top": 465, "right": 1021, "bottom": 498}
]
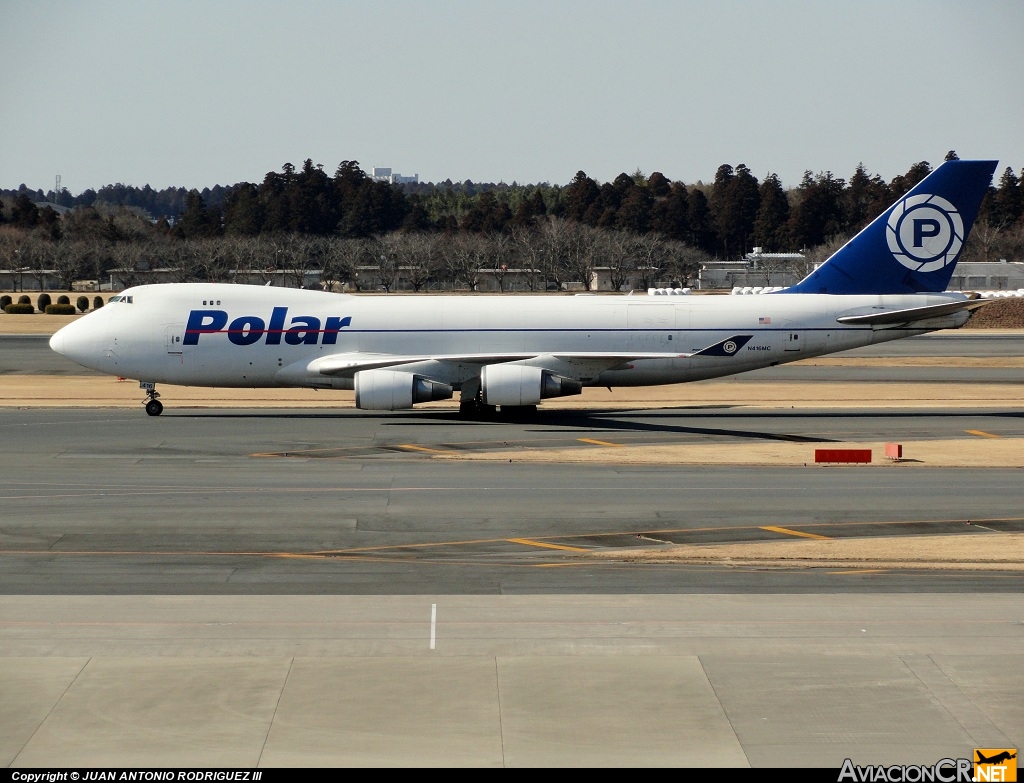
[{"left": 141, "top": 382, "right": 163, "bottom": 416}]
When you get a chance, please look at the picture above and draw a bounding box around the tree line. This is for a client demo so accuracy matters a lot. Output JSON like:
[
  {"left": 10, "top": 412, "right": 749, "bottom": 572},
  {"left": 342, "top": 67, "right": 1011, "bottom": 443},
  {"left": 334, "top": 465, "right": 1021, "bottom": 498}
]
[
  {"left": 0, "top": 217, "right": 710, "bottom": 294},
  {"left": 1, "top": 152, "right": 1022, "bottom": 293}
]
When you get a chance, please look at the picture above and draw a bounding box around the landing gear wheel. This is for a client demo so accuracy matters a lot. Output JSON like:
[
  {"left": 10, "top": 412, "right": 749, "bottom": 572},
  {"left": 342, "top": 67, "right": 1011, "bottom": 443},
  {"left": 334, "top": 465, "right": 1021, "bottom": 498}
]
[
  {"left": 140, "top": 382, "right": 162, "bottom": 416},
  {"left": 458, "top": 394, "right": 497, "bottom": 420}
]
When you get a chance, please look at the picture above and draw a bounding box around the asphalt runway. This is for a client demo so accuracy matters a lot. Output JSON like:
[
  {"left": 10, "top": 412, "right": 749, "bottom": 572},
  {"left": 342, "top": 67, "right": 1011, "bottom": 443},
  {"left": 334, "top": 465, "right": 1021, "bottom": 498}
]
[
  {"left": 1, "top": 404, "right": 1023, "bottom": 594},
  {"left": 1, "top": 329, "right": 1022, "bottom": 766}
]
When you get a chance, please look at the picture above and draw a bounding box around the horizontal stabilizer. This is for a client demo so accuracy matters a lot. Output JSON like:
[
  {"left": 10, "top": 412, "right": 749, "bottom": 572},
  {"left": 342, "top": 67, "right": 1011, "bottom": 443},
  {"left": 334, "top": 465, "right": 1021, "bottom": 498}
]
[{"left": 835, "top": 298, "right": 990, "bottom": 326}]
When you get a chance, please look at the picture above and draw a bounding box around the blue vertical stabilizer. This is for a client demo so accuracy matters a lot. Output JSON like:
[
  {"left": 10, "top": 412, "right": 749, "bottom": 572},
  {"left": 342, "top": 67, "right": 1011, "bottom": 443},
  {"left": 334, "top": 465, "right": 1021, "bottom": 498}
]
[{"left": 783, "top": 159, "right": 997, "bottom": 295}]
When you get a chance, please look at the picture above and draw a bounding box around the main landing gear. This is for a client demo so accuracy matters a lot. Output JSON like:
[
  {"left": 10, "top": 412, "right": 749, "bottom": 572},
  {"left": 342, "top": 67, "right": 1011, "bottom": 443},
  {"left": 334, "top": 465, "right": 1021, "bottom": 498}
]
[
  {"left": 141, "top": 382, "right": 163, "bottom": 416},
  {"left": 459, "top": 394, "right": 496, "bottom": 420},
  {"left": 457, "top": 389, "right": 537, "bottom": 421}
]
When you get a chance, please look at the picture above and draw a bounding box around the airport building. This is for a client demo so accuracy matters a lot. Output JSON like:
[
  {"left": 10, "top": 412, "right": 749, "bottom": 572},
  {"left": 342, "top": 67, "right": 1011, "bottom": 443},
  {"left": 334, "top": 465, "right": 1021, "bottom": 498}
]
[
  {"left": 696, "top": 251, "right": 1024, "bottom": 293},
  {"left": 371, "top": 167, "right": 419, "bottom": 185},
  {"left": 695, "top": 249, "right": 809, "bottom": 290}
]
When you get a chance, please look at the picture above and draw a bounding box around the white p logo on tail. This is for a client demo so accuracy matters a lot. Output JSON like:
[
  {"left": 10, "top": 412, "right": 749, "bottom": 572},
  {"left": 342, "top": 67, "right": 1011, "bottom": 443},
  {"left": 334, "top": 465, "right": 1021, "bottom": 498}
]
[{"left": 886, "top": 194, "right": 964, "bottom": 273}]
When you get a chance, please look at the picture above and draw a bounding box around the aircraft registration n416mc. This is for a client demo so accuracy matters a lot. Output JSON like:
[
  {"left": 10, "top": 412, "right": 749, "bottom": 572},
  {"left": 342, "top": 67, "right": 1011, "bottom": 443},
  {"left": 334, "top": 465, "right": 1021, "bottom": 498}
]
[{"left": 50, "top": 159, "right": 998, "bottom": 418}]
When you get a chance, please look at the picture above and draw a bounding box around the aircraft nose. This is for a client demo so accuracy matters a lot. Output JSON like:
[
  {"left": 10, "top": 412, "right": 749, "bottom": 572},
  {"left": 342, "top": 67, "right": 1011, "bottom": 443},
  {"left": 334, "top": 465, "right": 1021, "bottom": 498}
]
[
  {"left": 49, "top": 329, "right": 66, "bottom": 356},
  {"left": 49, "top": 310, "right": 110, "bottom": 370}
]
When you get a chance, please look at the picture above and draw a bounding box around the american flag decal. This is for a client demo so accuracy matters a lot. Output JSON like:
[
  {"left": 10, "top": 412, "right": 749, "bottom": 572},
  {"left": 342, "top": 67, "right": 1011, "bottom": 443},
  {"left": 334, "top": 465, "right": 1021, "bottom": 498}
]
[{"left": 758, "top": 316, "right": 771, "bottom": 324}]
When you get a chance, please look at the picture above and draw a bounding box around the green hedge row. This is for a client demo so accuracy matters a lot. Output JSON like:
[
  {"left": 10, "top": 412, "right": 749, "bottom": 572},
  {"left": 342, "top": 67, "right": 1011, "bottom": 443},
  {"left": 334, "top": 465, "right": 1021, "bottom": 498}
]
[{"left": 0, "top": 294, "right": 107, "bottom": 313}]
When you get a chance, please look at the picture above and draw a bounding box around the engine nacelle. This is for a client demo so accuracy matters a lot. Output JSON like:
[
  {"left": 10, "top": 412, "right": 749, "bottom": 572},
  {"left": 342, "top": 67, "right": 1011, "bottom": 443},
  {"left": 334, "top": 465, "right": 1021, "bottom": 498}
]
[
  {"left": 480, "top": 364, "right": 583, "bottom": 406},
  {"left": 354, "top": 369, "right": 453, "bottom": 410}
]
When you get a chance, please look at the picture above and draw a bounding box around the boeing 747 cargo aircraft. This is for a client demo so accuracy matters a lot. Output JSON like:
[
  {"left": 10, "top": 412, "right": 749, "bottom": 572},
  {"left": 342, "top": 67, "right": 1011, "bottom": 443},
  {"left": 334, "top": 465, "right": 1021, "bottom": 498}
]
[{"left": 50, "top": 159, "right": 997, "bottom": 417}]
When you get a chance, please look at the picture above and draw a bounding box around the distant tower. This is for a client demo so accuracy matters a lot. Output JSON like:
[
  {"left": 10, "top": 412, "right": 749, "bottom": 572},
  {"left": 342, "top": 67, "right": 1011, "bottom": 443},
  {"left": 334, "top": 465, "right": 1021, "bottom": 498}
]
[{"left": 55, "top": 174, "right": 61, "bottom": 205}]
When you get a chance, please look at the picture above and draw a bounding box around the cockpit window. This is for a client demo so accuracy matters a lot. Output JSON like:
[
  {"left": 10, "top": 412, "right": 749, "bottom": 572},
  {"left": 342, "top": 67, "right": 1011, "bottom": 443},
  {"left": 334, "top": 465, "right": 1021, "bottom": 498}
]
[{"left": 108, "top": 295, "right": 133, "bottom": 304}]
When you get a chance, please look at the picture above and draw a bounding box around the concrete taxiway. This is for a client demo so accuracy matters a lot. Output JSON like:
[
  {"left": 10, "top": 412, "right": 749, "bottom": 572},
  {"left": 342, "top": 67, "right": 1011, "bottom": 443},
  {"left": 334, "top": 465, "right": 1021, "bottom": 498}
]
[
  {"left": 3, "top": 594, "right": 1021, "bottom": 767},
  {"left": 1, "top": 330, "right": 1022, "bottom": 766}
]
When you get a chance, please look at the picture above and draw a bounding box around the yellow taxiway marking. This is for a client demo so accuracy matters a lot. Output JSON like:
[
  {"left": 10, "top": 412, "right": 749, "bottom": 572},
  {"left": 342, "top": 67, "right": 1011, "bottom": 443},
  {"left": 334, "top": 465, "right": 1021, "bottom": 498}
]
[
  {"left": 533, "top": 562, "right": 589, "bottom": 568},
  {"left": 828, "top": 569, "right": 888, "bottom": 575},
  {"left": 965, "top": 429, "right": 1001, "bottom": 439},
  {"left": 507, "top": 537, "right": 591, "bottom": 553},
  {"left": 398, "top": 444, "right": 457, "bottom": 455},
  {"left": 760, "top": 525, "right": 831, "bottom": 540},
  {"left": 578, "top": 438, "right": 624, "bottom": 447}
]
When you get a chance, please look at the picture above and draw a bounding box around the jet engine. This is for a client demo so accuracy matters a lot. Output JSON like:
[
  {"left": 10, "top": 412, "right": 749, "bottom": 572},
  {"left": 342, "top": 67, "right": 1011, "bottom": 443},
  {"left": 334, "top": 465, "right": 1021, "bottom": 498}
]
[
  {"left": 480, "top": 364, "right": 582, "bottom": 407},
  {"left": 354, "top": 369, "right": 453, "bottom": 410}
]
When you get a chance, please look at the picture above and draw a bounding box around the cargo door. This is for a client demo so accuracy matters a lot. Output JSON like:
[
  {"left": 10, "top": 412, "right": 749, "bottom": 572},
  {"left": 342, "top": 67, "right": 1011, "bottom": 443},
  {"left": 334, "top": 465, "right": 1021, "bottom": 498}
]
[{"left": 165, "top": 323, "right": 184, "bottom": 359}]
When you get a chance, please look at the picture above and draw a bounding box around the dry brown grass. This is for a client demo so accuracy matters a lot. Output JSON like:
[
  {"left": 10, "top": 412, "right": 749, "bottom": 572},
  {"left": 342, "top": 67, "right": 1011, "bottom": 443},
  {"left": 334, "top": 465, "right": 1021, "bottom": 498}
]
[
  {"left": 446, "top": 437, "right": 1024, "bottom": 468},
  {"left": 585, "top": 533, "right": 1024, "bottom": 570},
  {"left": 963, "top": 297, "right": 1024, "bottom": 328}
]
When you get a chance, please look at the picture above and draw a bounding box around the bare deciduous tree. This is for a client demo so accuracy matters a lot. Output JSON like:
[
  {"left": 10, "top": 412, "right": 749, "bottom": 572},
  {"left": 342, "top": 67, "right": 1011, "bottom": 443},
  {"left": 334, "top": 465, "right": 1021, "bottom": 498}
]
[
  {"left": 485, "top": 232, "right": 515, "bottom": 292},
  {"left": 443, "top": 233, "right": 486, "bottom": 291},
  {"left": 324, "top": 238, "right": 368, "bottom": 291},
  {"left": 663, "top": 240, "right": 712, "bottom": 287},
  {"left": 510, "top": 225, "right": 544, "bottom": 291},
  {"left": 630, "top": 232, "right": 667, "bottom": 289},
  {"left": 371, "top": 234, "right": 402, "bottom": 292},
  {"left": 563, "top": 222, "right": 599, "bottom": 290},
  {"left": 399, "top": 233, "right": 442, "bottom": 292},
  {"left": 603, "top": 231, "right": 636, "bottom": 292},
  {"left": 51, "top": 239, "right": 86, "bottom": 290},
  {"left": 536, "top": 216, "right": 572, "bottom": 291}
]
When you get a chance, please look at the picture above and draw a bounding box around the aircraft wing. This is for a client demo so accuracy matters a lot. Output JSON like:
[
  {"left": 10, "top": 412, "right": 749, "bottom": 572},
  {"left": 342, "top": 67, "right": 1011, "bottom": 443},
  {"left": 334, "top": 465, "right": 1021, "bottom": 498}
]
[
  {"left": 309, "top": 335, "right": 754, "bottom": 377},
  {"left": 313, "top": 352, "right": 533, "bottom": 376},
  {"left": 835, "top": 298, "right": 991, "bottom": 327},
  {"left": 311, "top": 351, "right": 676, "bottom": 377}
]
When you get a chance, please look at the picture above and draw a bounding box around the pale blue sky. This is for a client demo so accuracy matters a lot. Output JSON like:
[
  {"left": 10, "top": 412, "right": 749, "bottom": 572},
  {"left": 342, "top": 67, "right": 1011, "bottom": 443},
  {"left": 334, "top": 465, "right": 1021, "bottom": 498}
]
[{"left": 2, "top": 1, "right": 1021, "bottom": 194}]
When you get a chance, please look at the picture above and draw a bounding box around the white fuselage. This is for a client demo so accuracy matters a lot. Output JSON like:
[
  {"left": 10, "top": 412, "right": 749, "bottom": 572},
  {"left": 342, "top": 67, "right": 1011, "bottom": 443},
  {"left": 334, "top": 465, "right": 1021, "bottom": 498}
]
[{"left": 50, "top": 283, "right": 970, "bottom": 394}]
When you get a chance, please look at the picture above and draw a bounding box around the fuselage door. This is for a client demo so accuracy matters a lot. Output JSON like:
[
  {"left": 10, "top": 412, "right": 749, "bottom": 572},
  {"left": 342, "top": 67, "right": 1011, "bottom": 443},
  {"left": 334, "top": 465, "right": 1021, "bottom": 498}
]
[
  {"left": 627, "top": 305, "right": 674, "bottom": 350},
  {"left": 165, "top": 324, "right": 184, "bottom": 355},
  {"left": 784, "top": 332, "right": 802, "bottom": 352}
]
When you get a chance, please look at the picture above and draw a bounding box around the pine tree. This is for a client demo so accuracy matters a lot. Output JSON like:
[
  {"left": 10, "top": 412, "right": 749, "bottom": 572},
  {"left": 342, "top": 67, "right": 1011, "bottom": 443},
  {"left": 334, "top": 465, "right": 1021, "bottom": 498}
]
[
  {"left": 753, "top": 174, "right": 790, "bottom": 251},
  {"left": 990, "top": 166, "right": 1023, "bottom": 227},
  {"left": 650, "top": 182, "right": 690, "bottom": 241},
  {"left": 564, "top": 171, "right": 599, "bottom": 222}
]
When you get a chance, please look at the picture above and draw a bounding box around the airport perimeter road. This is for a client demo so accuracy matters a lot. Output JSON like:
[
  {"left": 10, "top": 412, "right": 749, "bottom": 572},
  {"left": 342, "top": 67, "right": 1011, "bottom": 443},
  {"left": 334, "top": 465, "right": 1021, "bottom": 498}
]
[{"left": 1, "top": 405, "right": 1022, "bottom": 594}]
